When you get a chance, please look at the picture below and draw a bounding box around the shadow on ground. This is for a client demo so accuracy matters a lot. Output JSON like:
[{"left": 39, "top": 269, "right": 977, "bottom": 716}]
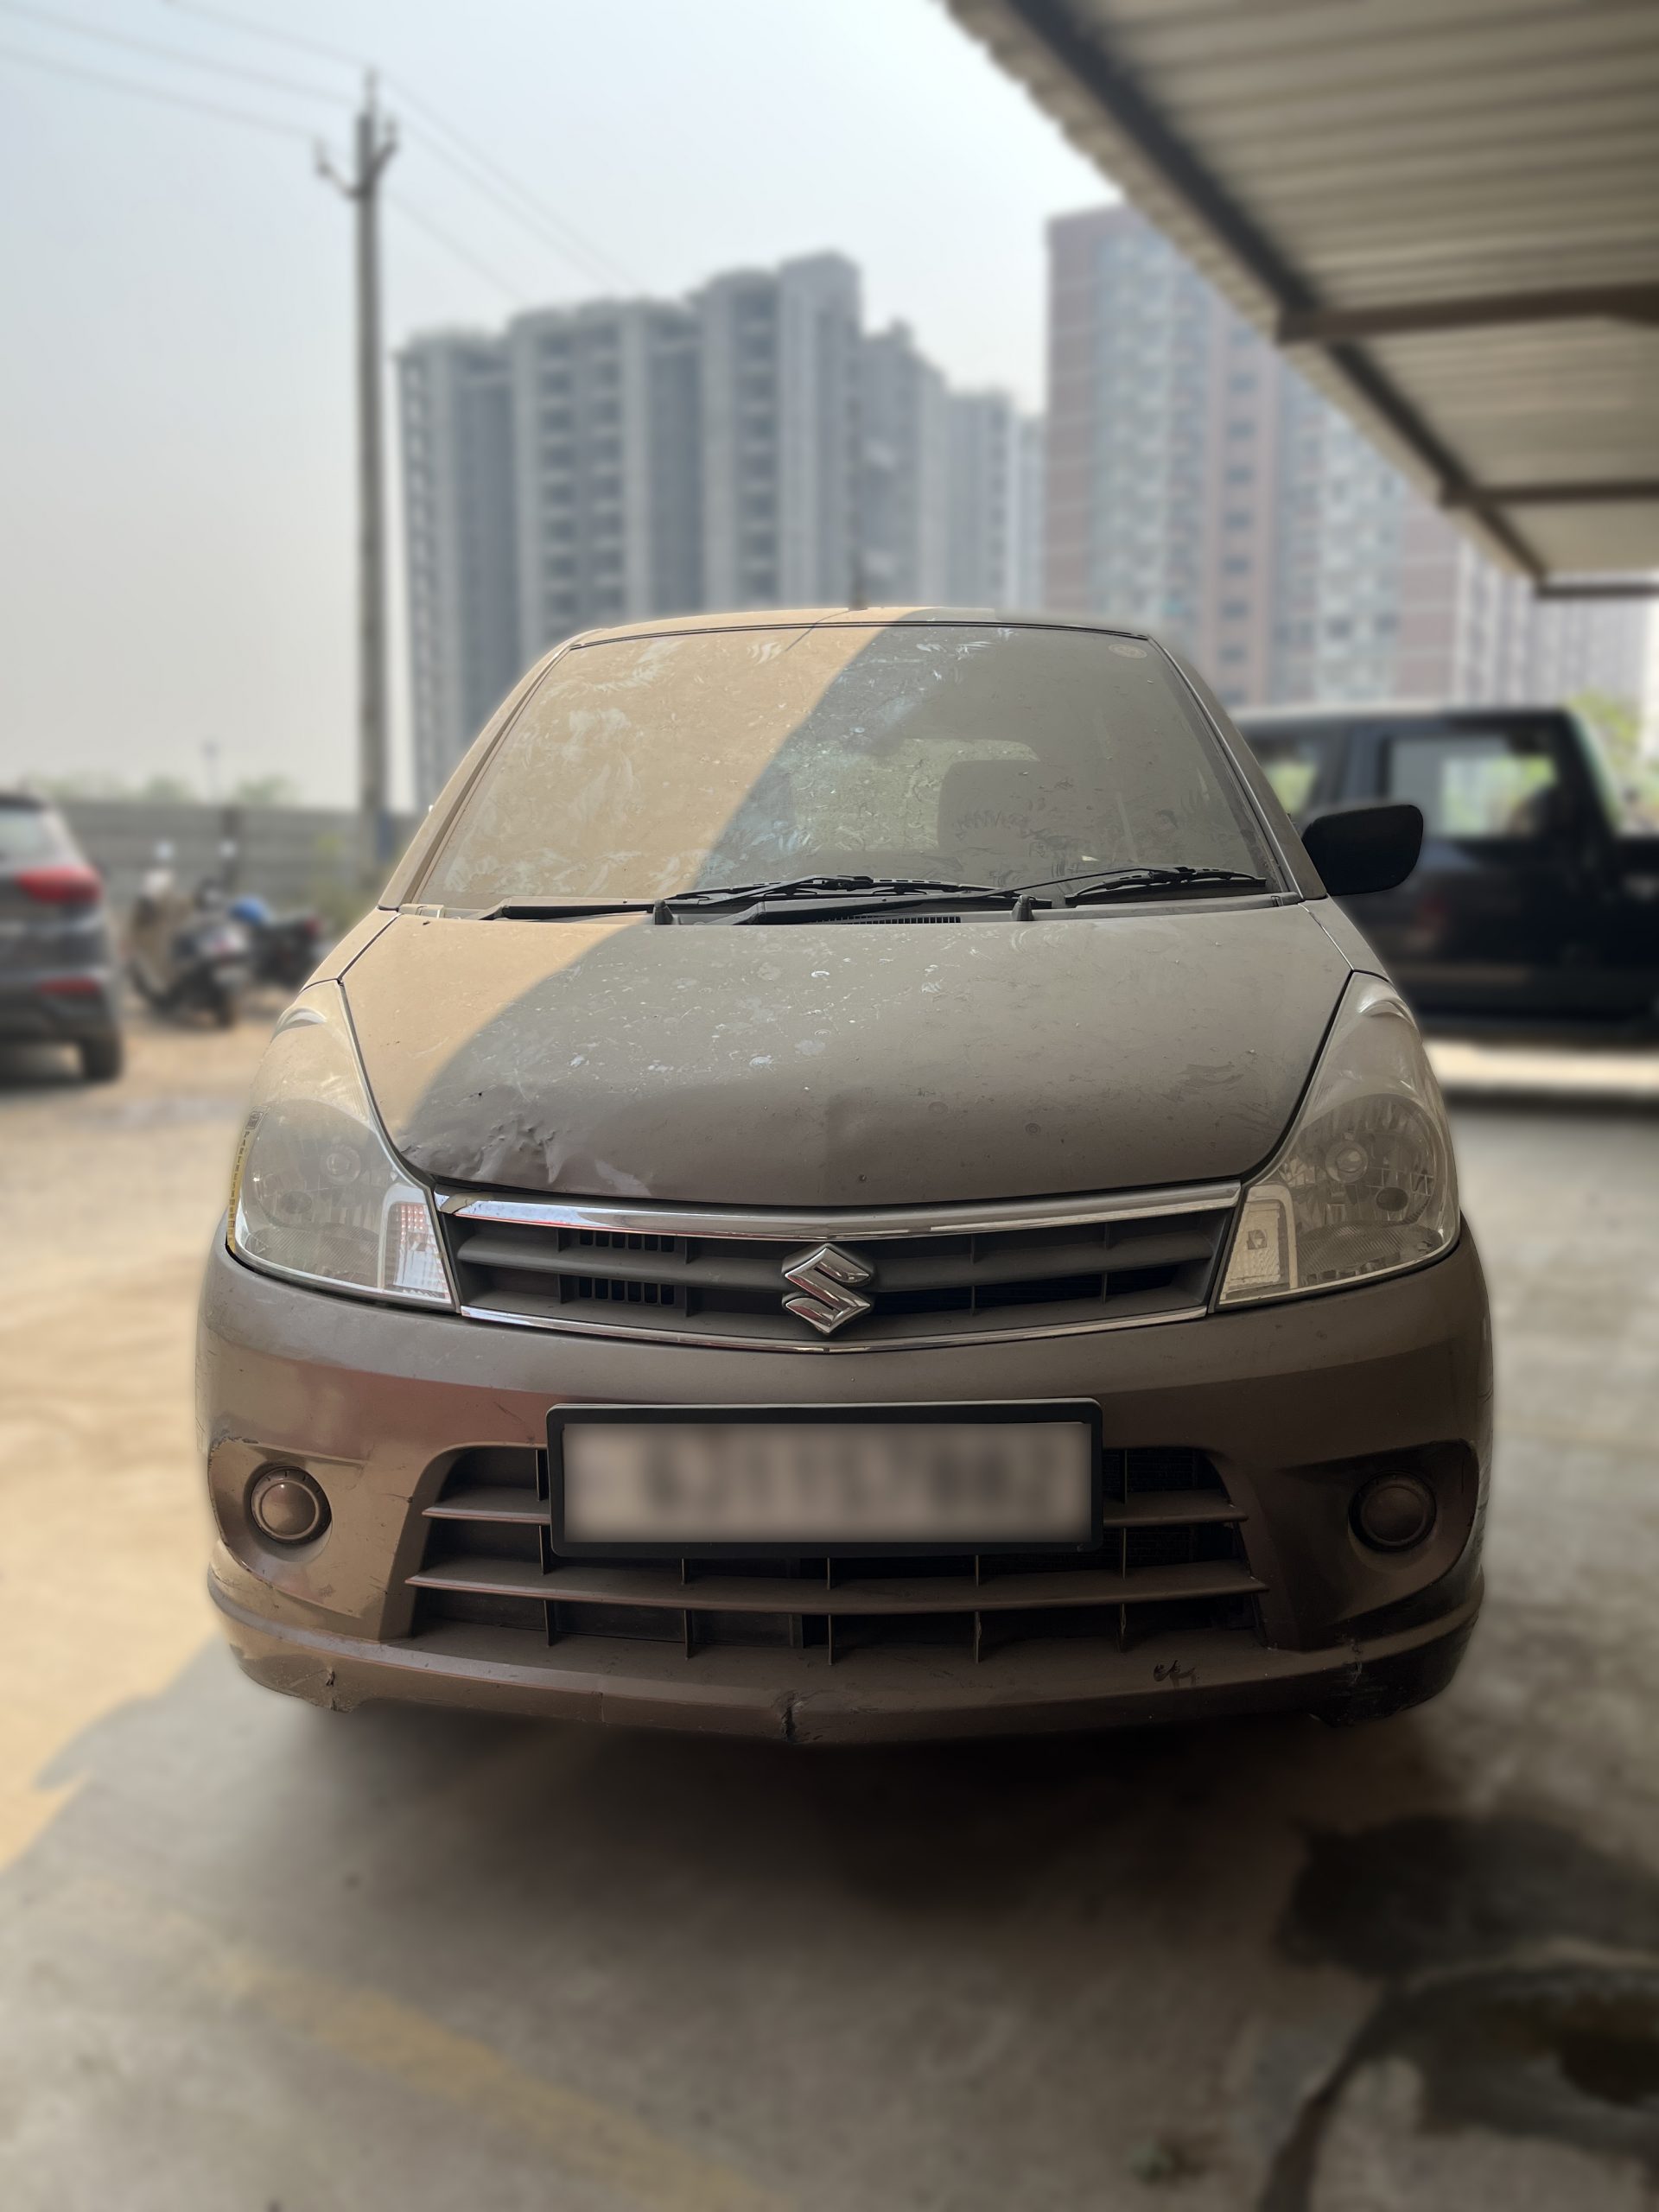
[{"left": 3, "top": 1639, "right": 1653, "bottom": 2209}]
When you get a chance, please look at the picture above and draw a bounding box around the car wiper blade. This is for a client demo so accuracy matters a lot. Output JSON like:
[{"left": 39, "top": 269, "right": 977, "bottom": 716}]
[
  {"left": 664, "top": 874, "right": 1009, "bottom": 907},
  {"left": 477, "top": 897, "right": 655, "bottom": 920},
  {"left": 480, "top": 869, "right": 1267, "bottom": 924},
  {"left": 478, "top": 877, "right": 1014, "bottom": 922},
  {"left": 1014, "top": 866, "right": 1269, "bottom": 907}
]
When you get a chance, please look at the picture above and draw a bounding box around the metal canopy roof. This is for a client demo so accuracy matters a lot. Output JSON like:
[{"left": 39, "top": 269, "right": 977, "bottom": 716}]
[{"left": 946, "top": 0, "right": 1659, "bottom": 591}]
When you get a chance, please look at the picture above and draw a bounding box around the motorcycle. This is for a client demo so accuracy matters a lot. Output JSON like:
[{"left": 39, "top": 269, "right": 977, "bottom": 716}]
[
  {"left": 228, "top": 894, "right": 326, "bottom": 988},
  {"left": 127, "top": 858, "right": 252, "bottom": 1027}
]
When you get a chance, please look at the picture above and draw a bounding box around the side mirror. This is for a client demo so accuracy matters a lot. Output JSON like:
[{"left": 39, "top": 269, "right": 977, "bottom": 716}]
[{"left": 1301, "top": 802, "right": 1423, "bottom": 898}]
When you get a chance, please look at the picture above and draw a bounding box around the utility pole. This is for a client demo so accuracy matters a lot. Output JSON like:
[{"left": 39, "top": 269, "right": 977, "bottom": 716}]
[{"left": 318, "top": 79, "right": 397, "bottom": 878}]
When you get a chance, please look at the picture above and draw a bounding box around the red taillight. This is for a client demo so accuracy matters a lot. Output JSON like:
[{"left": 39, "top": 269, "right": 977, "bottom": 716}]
[{"left": 16, "top": 862, "right": 101, "bottom": 908}]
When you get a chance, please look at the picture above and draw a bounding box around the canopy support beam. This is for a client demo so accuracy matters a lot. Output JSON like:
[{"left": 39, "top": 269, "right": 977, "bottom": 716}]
[{"left": 1280, "top": 286, "right": 1659, "bottom": 345}]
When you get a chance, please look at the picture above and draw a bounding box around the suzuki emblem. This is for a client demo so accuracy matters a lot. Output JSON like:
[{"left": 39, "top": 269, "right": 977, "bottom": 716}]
[{"left": 781, "top": 1243, "right": 874, "bottom": 1337}]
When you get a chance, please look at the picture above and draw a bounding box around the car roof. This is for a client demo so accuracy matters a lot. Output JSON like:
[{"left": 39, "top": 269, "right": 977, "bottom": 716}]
[
  {"left": 1234, "top": 700, "right": 1568, "bottom": 726},
  {"left": 561, "top": 605, "right": 1157, "bottom": 649}
]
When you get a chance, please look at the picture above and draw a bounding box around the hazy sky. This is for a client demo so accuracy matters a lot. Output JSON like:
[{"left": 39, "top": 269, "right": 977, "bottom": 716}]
[{"left": 0, "top": 0, "right": 1109, "bottom": 806}]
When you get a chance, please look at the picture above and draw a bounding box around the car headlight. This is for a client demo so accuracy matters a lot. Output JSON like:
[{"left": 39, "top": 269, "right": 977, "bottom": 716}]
[
  {"left": 1218, "top": 974, "right": 1458, "bottom": 1306},
  {"left": 228, "top": 982, "right": 452, "bottom": 1306}
]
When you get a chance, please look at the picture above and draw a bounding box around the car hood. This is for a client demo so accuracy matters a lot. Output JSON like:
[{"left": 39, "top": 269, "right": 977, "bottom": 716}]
[{"left": 342, "top": 904, "right": 1351, "bottom": 1207}]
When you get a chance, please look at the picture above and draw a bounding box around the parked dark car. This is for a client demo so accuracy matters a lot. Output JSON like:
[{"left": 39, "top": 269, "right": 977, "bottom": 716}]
[
  {"left": 200, "top": 611, "right": 1486, "bottom": 1744},
  {"left": 0, "top": 791, "right": 123, "bottom": 1080},
  {"left": 1236, "top": 704, "right": 1659, "bottom": 1037}
]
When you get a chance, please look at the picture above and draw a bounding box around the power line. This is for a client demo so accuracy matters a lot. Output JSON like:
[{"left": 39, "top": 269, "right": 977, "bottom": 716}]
[
  {"left": 14, "top": 0, "right": 643, "bottom": 297},
  {"left": 2, "top": 35, "right": 538, "bottom": 314},
  {"left": 0, "top": 0, "right": 349, "bottom": 105},
  {"left": 387, "top": 191, "right": 524, "bottom": 306},
  {"left": 160, "top": 0, "right": 642, "bottom": 293},
  {"left": 0, "top": 35, "right": 312, "bottom": 136},
  {"left": 388, "top": 89, "right": 639, "bottom": 292},
  {"left": 161, "top": 0, "right": 362, "bottom": 73},
  {"left": 396, "top": 118, "right": 628, "bottom": 294}
]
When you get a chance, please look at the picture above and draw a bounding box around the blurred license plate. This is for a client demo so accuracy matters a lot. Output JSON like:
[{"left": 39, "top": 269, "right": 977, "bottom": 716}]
[{"left": 550, "top": 1405, "right": 1100, "bottom": 1554}]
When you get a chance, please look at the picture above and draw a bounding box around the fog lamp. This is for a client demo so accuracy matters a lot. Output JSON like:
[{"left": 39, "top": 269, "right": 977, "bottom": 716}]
[
  {"left": 1352, "top": 1472, "right": 1435, "bottom": 1553},
  {"left": 250, "top": 1467, "right": 328, "bottom": 1544}
]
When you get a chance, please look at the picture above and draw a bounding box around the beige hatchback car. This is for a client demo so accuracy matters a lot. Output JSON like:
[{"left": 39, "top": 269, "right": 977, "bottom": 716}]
[{"left": 200, "top": 612, "right": 1489, "bottom": 1742}]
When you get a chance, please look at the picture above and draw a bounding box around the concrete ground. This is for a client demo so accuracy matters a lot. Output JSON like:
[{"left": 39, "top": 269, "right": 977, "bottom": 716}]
[{"left": 1, "top": 1014, "right": 1656, "bottom": 2210}]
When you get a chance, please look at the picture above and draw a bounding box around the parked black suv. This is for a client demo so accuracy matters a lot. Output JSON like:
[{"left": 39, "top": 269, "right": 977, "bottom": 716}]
[
  {"left": 0, "top": 793, "right": 123, "bottom": 1080},
  {"left": 1237, "top": 704, "right": 1659, "bottom": 1037}
]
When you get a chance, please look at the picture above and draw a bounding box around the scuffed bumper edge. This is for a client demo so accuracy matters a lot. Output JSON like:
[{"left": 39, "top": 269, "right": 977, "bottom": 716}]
[{"left": 210, "top": 1562, "right": 1482, "bottom": 1745}]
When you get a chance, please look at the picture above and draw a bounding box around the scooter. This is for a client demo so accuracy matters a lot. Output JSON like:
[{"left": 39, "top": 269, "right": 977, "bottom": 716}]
[
  {"left": 228, "top": 894, "right": 325, "bottom": 988},
  {"left": 127, "top": 856, "right": 252, "bottom": 1027}
]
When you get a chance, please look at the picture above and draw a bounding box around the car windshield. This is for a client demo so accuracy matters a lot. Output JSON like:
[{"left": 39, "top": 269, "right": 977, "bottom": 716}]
[{"left": 417, "top": 620, "right": 1278, "bottom": 909}]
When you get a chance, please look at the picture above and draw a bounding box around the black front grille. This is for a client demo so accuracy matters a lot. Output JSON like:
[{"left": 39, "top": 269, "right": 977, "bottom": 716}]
[
  {"left": 407, "top": 1445, "right": 1264, "bottom": 1662},
  {"left": 444, "top": 1198, "right": 1233, "bottom": 1348}
]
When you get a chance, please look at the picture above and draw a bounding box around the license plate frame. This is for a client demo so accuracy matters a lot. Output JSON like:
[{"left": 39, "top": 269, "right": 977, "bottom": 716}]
[{"left": 547, "top": 1401, "right": 1104, "bottom": 1559}]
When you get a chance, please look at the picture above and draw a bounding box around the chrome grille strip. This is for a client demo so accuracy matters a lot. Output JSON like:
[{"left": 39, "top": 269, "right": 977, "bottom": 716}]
[
  {"left": 438, "top": 1182, "right": 1241, "bottom": 1241},
  {"left": 439, "top": 1181, "right": 1240, "bottom": 1350},
  {"left": 452, "top": 1298, "right": 1211, "bottom": 1352}
]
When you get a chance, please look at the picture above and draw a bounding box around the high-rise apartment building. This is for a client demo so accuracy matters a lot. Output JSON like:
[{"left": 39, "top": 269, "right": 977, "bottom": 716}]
[
  {"left": 1047, "top": 207, "right": 1284, "bottom": 698},
  {"left": 1046, "top": 203, "right": 1649, "bottom": 715},
  {"left": 946, "top": 391, "right": 1044, "bottom": 608},
  {"left": 697, "top": 254, "right": 862, "bottom": 611},
  {"left": 861, "top": 322, "right": 951, "bottom": 603},
  {"left": 397, "top": 332, "right": 520, "bottom": 807},
  {"left": 1272, "top": 377, "right": 1408, "bottom": 705},
  {"left": 398, "top": 251, "right": 1050, "bottom": 803},
  {"left": 507, "top": 300, "right": 700, "bottom": 666},
  {"left": 1014, "top": 415, "right": 1046, "bottom": 609}
]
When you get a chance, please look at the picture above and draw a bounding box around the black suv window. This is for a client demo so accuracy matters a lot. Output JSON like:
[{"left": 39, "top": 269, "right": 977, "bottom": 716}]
[
  {"left": 1248, "top": 734, "right": 1331, "bottom": 821},
  {"left": 1382, "top": 727, "right": 1565, "bottom": 841}
]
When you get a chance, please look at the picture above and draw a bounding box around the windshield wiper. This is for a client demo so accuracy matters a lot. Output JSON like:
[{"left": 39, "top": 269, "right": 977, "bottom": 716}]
[
  {"left": 477, "top": 896, "right": 655, "bottom": 920},
  {"left": 476, "top": 877, "right": 1011, "bottom": 923},
  {"left": 1013, "top": 866, "right": 1270, "bottom": 908},
  {"left": 664, "top": 874, "right": 1009, "bottom": 907},
  {"left": 478, "top": 868, "right": 1268, "bottom": 924}
]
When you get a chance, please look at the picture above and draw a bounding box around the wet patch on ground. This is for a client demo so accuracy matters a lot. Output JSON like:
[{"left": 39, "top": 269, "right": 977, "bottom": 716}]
[{"left": 1261, "top": 1816, "right": 1659, "bottom": 2208}]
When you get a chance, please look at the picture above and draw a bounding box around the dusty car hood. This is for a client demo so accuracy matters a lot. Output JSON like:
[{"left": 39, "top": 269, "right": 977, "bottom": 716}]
[{"left": 343, "top": 904, "right": 1351, "bottom": 1206}]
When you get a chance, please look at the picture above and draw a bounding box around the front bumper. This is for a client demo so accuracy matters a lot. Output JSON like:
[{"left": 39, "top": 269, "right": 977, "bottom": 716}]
[
  {"left": 211, "top": 1569, "right": 1480, "bottom": 1742},
  {"left": 199, "top": 1225, "right": 1492, "bottom": 1741}
]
